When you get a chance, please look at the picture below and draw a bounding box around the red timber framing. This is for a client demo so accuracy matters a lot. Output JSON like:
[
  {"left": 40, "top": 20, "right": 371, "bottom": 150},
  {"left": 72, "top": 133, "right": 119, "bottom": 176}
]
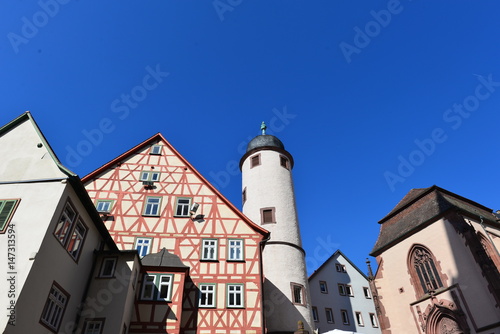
[{"left": 82, "top": 133, "right": 269, "bottom": 334}]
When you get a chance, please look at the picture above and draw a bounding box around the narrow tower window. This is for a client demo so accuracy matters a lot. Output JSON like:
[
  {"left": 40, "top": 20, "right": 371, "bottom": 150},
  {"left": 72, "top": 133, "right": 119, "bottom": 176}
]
[
  {"left": 291, "top": 283, "right": 305, "bottom": 305},
  {"left": 261, "top": 207, "right": 275, "bottom": 224},
  {"left": 280, "top": 155, "right": 290, "bottom": 169},
  {"left": 250, "top": 154, "right": 261, "bottom": 168}
]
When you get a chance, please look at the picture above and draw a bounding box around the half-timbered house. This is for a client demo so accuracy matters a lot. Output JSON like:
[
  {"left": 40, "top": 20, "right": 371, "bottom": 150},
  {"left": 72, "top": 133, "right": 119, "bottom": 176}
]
[{"left": 82, "top": 133, "right": 270, "bottom": 334}]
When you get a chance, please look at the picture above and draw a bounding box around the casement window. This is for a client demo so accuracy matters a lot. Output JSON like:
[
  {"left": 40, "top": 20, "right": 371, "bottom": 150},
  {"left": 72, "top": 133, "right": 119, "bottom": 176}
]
[
  {"left": 335, "top": 263, "right": 346, "bottom": 273},
  {"left": 338, "top": 283, "right": 346, "bottom": 296},
  {"left": 250, "top": 154, "right": 261, "bottom": 168},
  {"left": 227, "top": 284, "right": 244, "bottom": 308},
  {"left": 135, "top": 237, "right": 152, "bottom": 257},
  {"left": 363, "top": 287, "right": 371, "bottom": 299},
  {"left": 40, "top": 283, "right": 69, "bottom": 332},
  {"left": 291, "top": 283, "right": 305, "bottom": 305},
  {"left": 150, "top": 145, "right": 162, "bottom": 155},
  {"left": 355, "top": 312, "right": 364, "bottom": 326},
  {"left": 319, "top": 281, "right": 328, "bottom": 293},
  {"left": 341, "top": 309, "right": 350, "bottom": 325},
  {"left": 199, "top": 284, "right": 216, "bottom": 308},
  {"left": 325, "top": 308, "right": 334, "bottom": 323},
  {"left": 345, "top": 285, "right": 354, "bottom": 297},
  {"left": 369, "top": 313, "right": 378, "bottom": 327},
  {"left": 409, "top": 245, "right": 444, "bottom": 296},
  {"left": 261, "top": 207, "right": 275, "bottom": 224},
  {"left": 0, "top": 199, "right": 20, "bottom": 233},
  {"left": 84, "top": 319, "right": 104, "bottom": 334},
  {"left": 95, "top": 200, "right": 112, "bottom": 213},
  {"left": 280, "top": 155, "right": 290, "bottom": 169},
  {"left": 175, "top": 197, "right": 191, "bottom": 217},
  {"left": 140, "top": 274, "right": 173, "bottom": 301},
  {"left": 143, "top": 197, "right": 161, "bottom": 216},
  {"left": 140, "top": 171, "right": 161, "bottom": 182},
  {"left": 201, "top": 239, "right": 218, "bottom": 261},
  {"left": 99, "top": 258, "right": 117, "bottom": 278},
  {"left": 54, "top": 202, "right": 87, "bottom": 261},
  {"left": 312, "top": 306, "right": 319, "bottom": 322},
  {"left": 228, "top": 239, "right": 244, "bottom": 261}
]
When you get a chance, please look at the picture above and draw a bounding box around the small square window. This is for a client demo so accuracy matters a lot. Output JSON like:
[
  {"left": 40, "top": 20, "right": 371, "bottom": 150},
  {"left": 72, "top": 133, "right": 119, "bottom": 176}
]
[
  {"left": 140, "top": 171, "right": 161, "bottom": 182},
  {"left": 201, "top": 239, "right": 218, "bottom": 261},
  {"left": 227, "top": 284, "right": 244, "bottom": 308},
  {"left": 99, "top": 258, "right": 117, "bottom": 278},
  {"left": 96, "top": 200, "right": 112, "bottom": 213},
  {"left": 280, "top": 155, "right": 290, "bottom": 169},
  {"left": 319, "top": 281, "right": 328, "bottom": 293},
  {"left": 291, "top": 283, "right": 305, "bottom": 305},
  {"left": 143, "top": 197, "right": 161, "bottom": 216},
  {"left": 175, "top": 198, "right": 191, "bottom": 217},
  {"left": 135, "top": 238, "right": 152, "bottom": 257},
  {"left": 228, "top": 239, "right": 244, "bottom": 261},
  {"left": 363, "top": 287, "right": 371, "bottom": 299},
  {"left": 345, "top": 285, "right": 354, "bottom": 297},
  {"left": 250, "top": 154, "right": 261, "bottom": 168},
  {"left": 150, "top": 145, "right": 162, "bottom": 155},
  {"left": 312, "top": 306, "right": 319, "bottom": 322},
  {"left": 261, "top": 207, "right": 275, "bottom": 224},
  {"left": 325, "top": 308, "right": 334, "bottom": 323},
  {"left": 336, "top": 263, "right": 346, "bottom": 272},
  {"left": 199, "top": 284, "right": 216, "bottom": 308},
  {"left": 341, "top": 309, "right": 350, "bottom": 325}
]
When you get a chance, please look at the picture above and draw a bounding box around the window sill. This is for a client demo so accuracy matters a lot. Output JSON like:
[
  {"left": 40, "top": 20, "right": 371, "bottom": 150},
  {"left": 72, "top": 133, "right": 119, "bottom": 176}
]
[
  {"left": 200, "top": 259, "right": 219, "bottom": 262},
  {"left": 226, "top": 259, "right": 245, "bottom": 263}
]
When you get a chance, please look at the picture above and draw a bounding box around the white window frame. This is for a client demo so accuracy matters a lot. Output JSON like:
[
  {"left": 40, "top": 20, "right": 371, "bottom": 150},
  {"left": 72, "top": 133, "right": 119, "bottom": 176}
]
[
  {"left": 355, "top": 312, "right": 364, "bottom": 326},
  {"left": 84, "top": 319, "right": 104, "bottom": 334},
  {"left": 338, "top": 283, "right": 346, "bottom": 296},
  {"left": 345, "top": 284, "right": 354, "bottom": 297},
  {"left": 201, "top": 239, "right": 218, "bottom": 261},
  {"left": 143, "top": 197, "right": 161, "bottom": 216},
  {"left": 199, "top": 284, "right": 216, "bottom": 308},
  {"left": 140, "top": 274, "right": 174, "bottom": 301},
  {"left": 135, "top": 237, "right": 152, "bottom": 257},
  {"left": 95, "top": 200, "right": 112, "bottom": 213},
  {"left": 363, "top": 286, "right": 371, "bottom": 299},
  {"left": 319, "top": 281, "right": 328, "bottom": 293},
  {"left": 175, "top": 197, "right": 191, "bottom": 217},
  {"left": 369, "top": 313, "right": 378, "bottom": 328},
  {"left": 99, "top": 258, "right": 117, "bottom": 278},
  {"left": 54, "top": 202, "right": 77, "bottom": 246},
  {"left": 40, "top": 283, "right": 68, "bottom": 331},
  {"left": 150, "top": 145, "right": 162, "bottom": 155},
  {"left": 67, "top": 219, "right": 87, "bottom": 260},
  {"left": 140, "top": 274, "right": 156, "bottom": 300},
  {"left": 228, "top": 239, "right": 244, "bottom": 261},
  {"left": 227, "top": 284, "right": 244, "bottom": 308},
  {"left": 140, "top": 171, "right": 161, "bottom": 182}
]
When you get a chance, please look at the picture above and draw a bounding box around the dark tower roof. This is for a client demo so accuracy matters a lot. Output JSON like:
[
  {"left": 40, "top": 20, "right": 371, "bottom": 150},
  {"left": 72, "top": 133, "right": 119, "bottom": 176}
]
[{"left": 246, "top": 135, "right": 285, "bottom": 152}]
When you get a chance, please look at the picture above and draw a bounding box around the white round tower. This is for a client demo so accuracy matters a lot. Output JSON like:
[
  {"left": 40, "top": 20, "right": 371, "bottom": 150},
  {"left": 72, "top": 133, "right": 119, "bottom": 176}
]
[{"left": 240, "top": 124, "right": 313, "bottom": 334}]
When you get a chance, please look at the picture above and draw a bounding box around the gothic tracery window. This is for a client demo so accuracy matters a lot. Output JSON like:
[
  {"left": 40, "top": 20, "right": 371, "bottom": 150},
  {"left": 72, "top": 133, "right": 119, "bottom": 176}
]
[{"left": 410, "top": 246, "right": 444, "bottom": 296}]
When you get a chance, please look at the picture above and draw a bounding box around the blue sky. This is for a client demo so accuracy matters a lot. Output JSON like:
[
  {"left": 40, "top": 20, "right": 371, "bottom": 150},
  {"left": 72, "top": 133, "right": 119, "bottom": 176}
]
[{"left": 2, "top": 1, "right": 500, "bottom": 275}]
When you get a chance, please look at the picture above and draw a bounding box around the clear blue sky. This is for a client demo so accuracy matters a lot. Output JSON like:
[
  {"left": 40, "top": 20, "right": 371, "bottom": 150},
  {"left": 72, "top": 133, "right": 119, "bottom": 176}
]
[{"left": 2, "top": 1, "right": 500, "bottom": 275}]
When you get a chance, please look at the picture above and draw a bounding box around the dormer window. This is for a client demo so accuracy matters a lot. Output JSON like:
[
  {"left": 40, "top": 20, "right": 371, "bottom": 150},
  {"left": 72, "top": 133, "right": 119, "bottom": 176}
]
[{"left": 150, "top": 145, "right": 162, "bottom": 155}]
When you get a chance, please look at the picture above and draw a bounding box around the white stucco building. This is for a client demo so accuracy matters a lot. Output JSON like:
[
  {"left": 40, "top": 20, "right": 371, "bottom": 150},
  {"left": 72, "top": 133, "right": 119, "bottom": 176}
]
[{"left": 309, "top": 250, "right": 381, "bottom": 334}]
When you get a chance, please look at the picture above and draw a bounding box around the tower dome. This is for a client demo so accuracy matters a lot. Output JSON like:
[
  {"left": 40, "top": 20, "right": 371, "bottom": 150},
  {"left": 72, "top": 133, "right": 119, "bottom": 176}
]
[{"left": 246, "top": 134, "right": 285, "bottom": 152}]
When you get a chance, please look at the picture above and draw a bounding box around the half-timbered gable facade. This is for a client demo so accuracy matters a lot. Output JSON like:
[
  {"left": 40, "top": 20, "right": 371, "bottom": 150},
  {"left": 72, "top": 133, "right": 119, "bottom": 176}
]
[{"left": 82, "top": 133, "right": 270, "bottom": 334}]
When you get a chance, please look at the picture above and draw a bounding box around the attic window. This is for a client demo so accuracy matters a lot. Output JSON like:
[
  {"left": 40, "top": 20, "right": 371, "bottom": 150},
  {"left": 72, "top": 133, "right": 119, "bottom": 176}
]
[{"left": 150, "top": 145, "right": 162, "bottom": 155}]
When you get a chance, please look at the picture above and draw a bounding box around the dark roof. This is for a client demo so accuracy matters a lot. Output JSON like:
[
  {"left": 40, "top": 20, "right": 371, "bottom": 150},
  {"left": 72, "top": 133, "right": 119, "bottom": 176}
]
[
  {"left": 246, "top": 135, "right": 284, "bottom": 152},
  {"left": 370, "top": 185, "right": 498, "bottom": 256},
  {"left": 308, "top": 249, "right": 368, "bottom": 281},
  {"left": 141, "top": 248, "right": 189, "bottom": 269}
]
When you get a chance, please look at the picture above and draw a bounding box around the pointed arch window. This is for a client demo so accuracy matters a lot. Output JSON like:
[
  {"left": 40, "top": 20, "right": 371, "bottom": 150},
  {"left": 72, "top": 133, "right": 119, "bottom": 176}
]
[{"left": 409, "top": 246, "right": 444, "bottom": 296}]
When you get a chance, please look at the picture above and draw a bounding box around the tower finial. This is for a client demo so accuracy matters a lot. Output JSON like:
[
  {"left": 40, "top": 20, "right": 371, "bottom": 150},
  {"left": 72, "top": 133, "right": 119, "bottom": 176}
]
[{"left": 261, "top": 121, "right": 267, "bottom": 135}]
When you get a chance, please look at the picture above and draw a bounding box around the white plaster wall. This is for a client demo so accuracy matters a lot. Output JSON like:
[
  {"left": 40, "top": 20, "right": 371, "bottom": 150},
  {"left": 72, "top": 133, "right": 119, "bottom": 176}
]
[
  {"left": 0, "top": 120, "right": 68, "bottom": 182},
  {"left": 309, "top": 253, "right": 380, "bottom": 334},
  {"left": 242, "top": 148, "right": 313, "bottom": 333}
]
